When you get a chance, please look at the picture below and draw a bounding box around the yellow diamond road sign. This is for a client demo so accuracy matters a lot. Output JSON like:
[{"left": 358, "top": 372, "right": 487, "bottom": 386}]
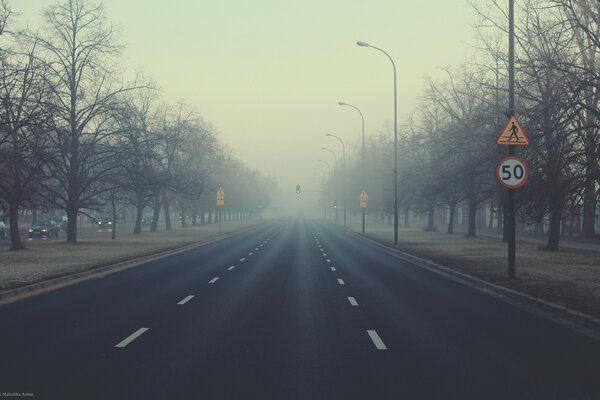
[
  {"left": 216, "top": 187, "right": 225, "bottom": 206},
  {"left": 359, "top": 191, "right": 368, "bottom": 208}
]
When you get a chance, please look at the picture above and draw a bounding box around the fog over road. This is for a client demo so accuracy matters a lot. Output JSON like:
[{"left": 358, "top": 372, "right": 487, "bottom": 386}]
[{"left": 1, "top": 218, "right": 599, "bottom": 399}]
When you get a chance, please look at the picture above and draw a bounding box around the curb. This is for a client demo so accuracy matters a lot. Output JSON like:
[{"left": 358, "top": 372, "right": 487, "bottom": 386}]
[
  {"left": 0, "top": 227, "right": 251, "bottom": 305},
  {"left": 350, "top": 229, "right": 600, "bottom": 340}
]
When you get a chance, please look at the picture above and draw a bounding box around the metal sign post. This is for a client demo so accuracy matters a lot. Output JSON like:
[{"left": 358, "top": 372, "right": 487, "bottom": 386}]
[{"left": 216, "top": 187, "right": 225, "bottom": 234}]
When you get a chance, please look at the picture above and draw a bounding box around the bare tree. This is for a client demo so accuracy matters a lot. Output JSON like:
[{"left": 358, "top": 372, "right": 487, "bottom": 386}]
[
  {"left": 35, "top": 0, "right": 136, "bottom": 242},
  {"left": 0, "top": 31, "right": 52, "bottom": 249}
]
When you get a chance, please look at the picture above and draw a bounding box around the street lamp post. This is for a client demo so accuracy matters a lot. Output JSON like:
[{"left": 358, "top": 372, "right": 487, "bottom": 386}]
[
  {"left": 317, "top": 159, "right": 332, "bottom": 220},
  {"left": 357, "top": 40, "right": 398, "bottom": 245},
  {"left": 321, "top": 147, "right": 338, "bottom": 222},
  {"left": 326, "top": 133, "right": 347, "bottom": 227},
  {"left": 337, "top": 104, "right": 364, "bottom": 232}
]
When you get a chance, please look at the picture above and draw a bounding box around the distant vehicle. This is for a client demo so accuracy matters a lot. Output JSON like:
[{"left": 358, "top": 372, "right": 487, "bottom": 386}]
[
  {"left": 28, "top": 220, "right": 60, "bottom": 238},
  {"left": 0, "top": 221, "right": 7, "bottom": 239},
  {"left": 97, "top": 216, "right": 113, "bottom": 231},
  {"left": 142, "top": 215, "right": 153, "bottom": 226}
]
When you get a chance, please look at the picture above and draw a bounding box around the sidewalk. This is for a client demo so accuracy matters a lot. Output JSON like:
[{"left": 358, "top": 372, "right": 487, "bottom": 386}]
[{"left": 347, "top": 222, "right": 600, "bottom": 321}]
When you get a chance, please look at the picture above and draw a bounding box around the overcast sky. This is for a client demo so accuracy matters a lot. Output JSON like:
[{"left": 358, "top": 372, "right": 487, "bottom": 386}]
[{"left": 15, "top": 0, "right": 481, "bottom": 213}]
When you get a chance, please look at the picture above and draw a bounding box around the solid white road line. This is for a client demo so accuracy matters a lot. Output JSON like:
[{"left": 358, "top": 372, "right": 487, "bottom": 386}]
[
  {"left": 115, "top": 328, "right": 149, "bottom": 348},
  {"left": 348, "top": 297, "right": 359, "bottom": 306},
  {"left": 227, "top": 266, "right": 235, "bottom": 271},
  {"left": 177, "top": 295, "right": 195, "bottom": 305},
  {"left": 367, "top": 330, "right": 388, "bottom": 350},
  {"left": 337, "top": 278, "right": 345, "bottom": 285},
  {"left": 240, "top": 258, "right": 246, "bottom": 262},
  {"left": 330, "top": 267, "right": 336, "bottom": 271},
  {"left": 209, "top": 277, "right": 220, "bottom": 284}
]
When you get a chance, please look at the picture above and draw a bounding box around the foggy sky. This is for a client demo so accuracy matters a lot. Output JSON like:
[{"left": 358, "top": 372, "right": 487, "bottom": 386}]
[{"left": 15, "top": 0, "right": 476, "bottom": 214}]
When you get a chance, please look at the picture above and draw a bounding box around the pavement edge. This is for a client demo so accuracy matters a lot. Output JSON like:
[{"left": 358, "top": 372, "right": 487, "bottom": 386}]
[{"left": 0, "top": 226, "right": 253, "bottom": 305}]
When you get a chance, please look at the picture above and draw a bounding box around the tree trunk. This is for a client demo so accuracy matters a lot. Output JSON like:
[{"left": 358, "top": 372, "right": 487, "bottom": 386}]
[
  {"left": 425, "top": 207, "right": 435, "bottom": 231},
  {"left": 9, "top": 202, "right": 24, "bottom": 250},
  {"left": 467, "top": 192, "right": 477, "bottom": 237},
  {"left": 447, "top": 203, "right": 456, "bottom": 234},
  {"left": 581, "top": 177, "right": 596, "bottom": 239},
  {"left": 191, "top": 202, "right": 198, "bottom": 226},
  {"left": 133, "top": 205, "right": 143, "bottom": 234},
  {"left": 200, "top": 207, "right": 205, "bottom": 224},
  {"left": 164, "top": 201, "right": 172, "bottom": 231},
  {"left": 502, "top": 196, "right": 509, "bottom": 242},
  {"left": 66, "top": 205, "right": 78, "bottom": 243},
  {"left": 546, "top": 196, "right": 562, "bottom": 251},
  {"left": 404, "top": 207, "right": 410, "bottom": 228},
  {"left": 151, "top": 206, "right": 160, "bottom": 232},
  {"left": 111, "top": 196, "right": 117, "bottom": 240}
]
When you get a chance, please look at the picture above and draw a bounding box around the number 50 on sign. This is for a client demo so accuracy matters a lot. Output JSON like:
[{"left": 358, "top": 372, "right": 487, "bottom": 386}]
[{"left": 496, "top": 156, "right": 529, "bottom": 189}]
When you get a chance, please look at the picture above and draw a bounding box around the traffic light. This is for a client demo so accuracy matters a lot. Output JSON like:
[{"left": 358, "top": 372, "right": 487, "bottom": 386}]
[
  {"left": 258, "top": 201, "right": 263, "bottom": 209},
  {"left": 332, "top": 201, "right": 337, "bottom": 209},
  {"left": 296, "top": 185, "right": 301, "bottom": 194}
]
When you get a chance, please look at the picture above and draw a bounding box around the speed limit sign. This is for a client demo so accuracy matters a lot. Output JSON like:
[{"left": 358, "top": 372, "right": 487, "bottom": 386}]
[{"left": 496, "top": 156, "right": 529, "bottom": 189}]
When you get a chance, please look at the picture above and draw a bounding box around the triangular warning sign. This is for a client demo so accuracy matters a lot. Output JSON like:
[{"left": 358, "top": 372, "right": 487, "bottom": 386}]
[{"left": 496, "top": 116, "right": 529, "bottom": 146}]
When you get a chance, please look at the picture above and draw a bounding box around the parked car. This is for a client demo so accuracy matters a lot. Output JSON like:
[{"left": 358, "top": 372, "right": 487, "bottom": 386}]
[
  {"left": 97, "top": 216, "right": 113, "bottom": 231},
  {"left": 28, "top": 220, "right": 60, "bottom": 238},
  {"left": 0, "top": 221, "right": 7, "bottom": 239}
]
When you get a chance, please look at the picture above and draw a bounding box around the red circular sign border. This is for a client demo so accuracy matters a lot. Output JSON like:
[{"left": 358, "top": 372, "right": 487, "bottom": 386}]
[{"left": 496, "top": 156, "right": 529, "bottom": 189}]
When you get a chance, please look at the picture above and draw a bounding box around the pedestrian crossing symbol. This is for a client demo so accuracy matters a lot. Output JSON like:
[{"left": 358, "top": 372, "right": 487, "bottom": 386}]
[{"left": 497, "top": 115, "right": 529, "bottom": 146}]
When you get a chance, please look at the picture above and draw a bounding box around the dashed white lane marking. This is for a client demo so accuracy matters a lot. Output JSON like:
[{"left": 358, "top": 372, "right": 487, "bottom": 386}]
[
  {"left": 177, "top": 295, "right": 195, "bottom": 305},
  {"left": 255, "top": 248, "right": 259, "bottom": 251},
  {"left": 240, "top": 258, "right": 246, "bottom": 262},
  {"left": 209, "top": 277, "right": 220, "bottom": 284},
  {"left": 115, "top": 328, "right": 149, "bottom": 348},
  {"left": 330, "top": 267, "right": 336, "bottom": 271},
  {"left": 260, "top": 244, "right": 264, "bottom": 247},
  {"left": 337, "top": 278, "right": 345, "bottom": 285},
  {"left": 248, "top": 252, "right": 253, "bottom": 256},
  {"left": 227, "top": 266, "right": 235, "bottom": 271},
  {"left": 367, "top": 330, "right": 388, "bottom": 350},
  {"left": 326, "top": 259, "right": 331, "bottom": 263},
  {"left": 348, "top": 297, "right": 359, "bottom": 306},
  {"left": 323, "top": 253, "right": 327, "bottom": 256}
]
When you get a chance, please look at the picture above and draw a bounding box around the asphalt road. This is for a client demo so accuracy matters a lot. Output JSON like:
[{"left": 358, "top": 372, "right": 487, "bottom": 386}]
[{"left": 1, "top": 218, "right": 599, "bottom": 399}]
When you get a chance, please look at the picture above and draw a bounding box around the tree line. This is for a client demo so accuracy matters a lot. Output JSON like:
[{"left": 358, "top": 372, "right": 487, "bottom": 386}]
[
  {"left": 0, "top": 0, "right": 273, "bottom": 250},
  {"left": 325, "top": 0, "right": 599, "bottom": 251}
]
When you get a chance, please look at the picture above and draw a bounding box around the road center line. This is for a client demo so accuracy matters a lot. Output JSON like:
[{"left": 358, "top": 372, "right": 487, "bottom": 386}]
[
  {"left": 209, "top": 277, "right": 220, "bottom": 284},
  {"left": 348, "top": 297, "right": 359, "bottom": 306},
  {"left": 177, "top": 295, "right": 194, "bottom": 305},
  {"left": 227, "top": 266, "right": 235, "bottom": 271},
  {"left": 115, "top": 328, "right": 149, "bottom": 348},
  {"left": 337, "top": 278, "right": 345, "bottom": 285},
  {"left": 367, "top": 330, "right": 388, "bottom": 350},
  {"left": 330, "top": 267, "right": 336, "bottom": 271}
]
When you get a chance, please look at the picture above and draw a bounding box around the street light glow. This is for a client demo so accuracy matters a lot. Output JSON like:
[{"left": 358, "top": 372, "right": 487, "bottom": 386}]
[
  {"left": 356, "top": 41, "right": 370, "bottom": 47},
  {"left": 338, "top": 102, "right": 347, "bottom": 106}
]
